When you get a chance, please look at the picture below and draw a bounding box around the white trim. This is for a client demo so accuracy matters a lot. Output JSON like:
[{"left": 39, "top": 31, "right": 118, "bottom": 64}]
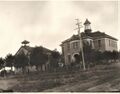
[{"left": 70, "top": 40, "right": 79, "bottom": 44}]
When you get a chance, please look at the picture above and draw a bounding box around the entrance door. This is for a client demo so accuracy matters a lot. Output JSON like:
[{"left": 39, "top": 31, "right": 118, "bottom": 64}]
[{"left": 74, "top": 54, "right": 81, "bottom": 64}]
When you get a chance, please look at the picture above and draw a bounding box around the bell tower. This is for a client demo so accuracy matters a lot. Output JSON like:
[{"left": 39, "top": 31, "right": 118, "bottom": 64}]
[
  {"left": 21, "top": 40, "right": 30, "bottom": 46},
  {"left": 84, "top": 19, "right": 92, "bottom": 34}
]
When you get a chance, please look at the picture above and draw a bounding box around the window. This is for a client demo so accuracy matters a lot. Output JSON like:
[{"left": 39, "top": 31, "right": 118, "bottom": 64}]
[
  {"left": 73, "top": 42, "right": 78, "bottom": 49},
  {"left": 98, "top": 40, "right": 101, "bottom": 48},
  {"left": 111, "top": 41, "right": 114, "bottom": 47},
  {"left": 112, "top": 41, "right": 116, "bottom": 48},
  {"left": 68, "top": 55, "right": 71, "bottom": 63},
  {"left": 67, "top": 43, "right": 70, "bottom": 51},
  {"left": 115, "top": 42, "right": 117, "bottom": 48}
]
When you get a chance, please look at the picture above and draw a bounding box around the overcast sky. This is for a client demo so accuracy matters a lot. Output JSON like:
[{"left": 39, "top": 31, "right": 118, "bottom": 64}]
[{"left": 0, "top": 1, "right": 119, "bottom": 57}]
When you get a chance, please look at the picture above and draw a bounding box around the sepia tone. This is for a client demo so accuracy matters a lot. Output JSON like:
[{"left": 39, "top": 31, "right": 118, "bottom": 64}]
[{"left": 0, "top": 0, "right": 120, "bottom": 92}]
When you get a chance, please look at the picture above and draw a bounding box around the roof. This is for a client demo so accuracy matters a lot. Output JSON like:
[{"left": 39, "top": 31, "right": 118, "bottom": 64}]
[
  {"left": 62, "top": 33, "right": 93, "bottom": 43},
  {"left": 23, "top": 46, "right": 33, "bottom": 52},
  {"left": 62, "top": 31, "right": 118, "bottom": 44},
  {"left": 15, "top": 45, "right": 52, "bottom": 56},
  {"left": 89, "top": 31, "right": 118, "bottom": 40},
  {"left": 15, "top": 46, "right": 33, "bottom": 56},
  {"left": 84, "top": 19, "right": 91, "bottom": 25}
]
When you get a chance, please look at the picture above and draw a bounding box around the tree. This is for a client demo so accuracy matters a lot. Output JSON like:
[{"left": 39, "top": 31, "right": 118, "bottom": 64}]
[
  {"left": 30, "top": 46, "right": 48, "bottom": 71},
  {"left": 0, "top": 58, "right": 5, "bottom": 69},
  {"left": 15, "top": 53, "right": 29, "bottom": 73},
  {"left": 5, "top": 54, "right": 15, "bottom": 71},
  {"left": 83, "top": 42, "right": 95, "bottom": 68},
  {"left": 101, "top": 51, "right": 111, "bottom": 63},
  {"left": 50, "top": 49, "right": 61, "bottom": 71},
  {"left": 119, "top": 51, "right": 120, "bottom": 61},
  {"left": 111, "top": 51, "right": 119, "bottom": 62}
]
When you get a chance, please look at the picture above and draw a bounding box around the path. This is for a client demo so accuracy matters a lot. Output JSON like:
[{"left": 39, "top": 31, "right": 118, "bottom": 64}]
[{"left": 0, "top": 77, "right": 19, "bottom": 90}]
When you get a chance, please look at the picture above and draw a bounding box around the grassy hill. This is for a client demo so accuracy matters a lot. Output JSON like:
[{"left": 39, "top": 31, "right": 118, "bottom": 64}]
[{"left": 9, "top": 62, "right": 120, "bottom": 92}]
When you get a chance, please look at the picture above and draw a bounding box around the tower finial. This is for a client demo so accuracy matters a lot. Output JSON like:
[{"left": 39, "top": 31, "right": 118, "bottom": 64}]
[{"left": 84, "top": 18, "right": 91, "bottom": 25}]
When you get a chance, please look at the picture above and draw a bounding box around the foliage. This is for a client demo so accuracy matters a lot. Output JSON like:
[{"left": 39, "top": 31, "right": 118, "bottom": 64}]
[
  {"left": 50, "top": 49, "right": 61, "bottom": 70},
  {"left": 83, "top": 42, "right": 96, "bottom": 67},
  {"left": 5, "top": 54, "right": 15, "bottom": 68},
  {"left": 111, "top": 51, "right": 119, "bottom": 61},
  {"left": 14, "top": 53, "right": 29, "bottom": 69},
  {"left": 30, "top": 46, "right": 48, "bottom": 70},
  {"left": 0, "top": 58, "right": 5, "bottom": 69},
  {"left": 79, "top": 41, "right": 119, "bottom": 67}
]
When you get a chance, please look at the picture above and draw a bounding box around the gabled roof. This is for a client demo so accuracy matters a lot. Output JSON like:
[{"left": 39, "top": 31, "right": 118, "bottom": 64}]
[
  {"left": 15, "top": 46, "right": 33, "bottom": 56},
  {"left": 40, "top": 46, "right": 52, "bottom": 53},
  {"left": 61, "top": 35, "right": 79, "bottom": 43},
  {"left": 62, "top": 33, "right": 93, "bottom": 43},
  {"left": 89, "top": 31, "right": 118, "bottom": 40},
  {"left": 15, "top": 45, "right": 52, "bottom": 56},
  {"left": 62, "top": 31, "right": 118, "bottom": 44},
  {"left": 22, "top": 46, "right": 33, "bottom": 52}
]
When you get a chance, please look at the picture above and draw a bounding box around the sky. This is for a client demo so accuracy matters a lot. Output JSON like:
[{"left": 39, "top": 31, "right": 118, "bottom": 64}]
[{"left": 0, "top": 1, "right": 119, "bottom": 58}]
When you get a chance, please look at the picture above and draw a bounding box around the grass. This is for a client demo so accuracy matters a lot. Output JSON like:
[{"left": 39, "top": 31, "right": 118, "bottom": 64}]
[
  {"left": 13, "top": 80, "right": 63, "bottom": 92},
  {"left": 10, "top": 63, "right": 120, "bottom": 92}
]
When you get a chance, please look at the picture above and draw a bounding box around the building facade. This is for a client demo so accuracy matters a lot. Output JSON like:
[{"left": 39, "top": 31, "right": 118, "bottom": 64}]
[
  {"left": 61, "top": 19, "right": 118, "bottom": 65},
  {"left": 14, "top": 40, "right": 52, "bottom": 73}
]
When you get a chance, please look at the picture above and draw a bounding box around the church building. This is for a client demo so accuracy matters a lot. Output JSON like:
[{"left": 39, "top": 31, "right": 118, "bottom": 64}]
[
  {"left": 14, "top": 40, "right": 52, "bottom": 73},
  {"left": 61, "top": 19, "right": 118, "bottom": 65}
]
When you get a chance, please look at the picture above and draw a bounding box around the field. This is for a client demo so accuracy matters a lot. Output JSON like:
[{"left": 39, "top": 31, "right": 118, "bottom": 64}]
[{"left": 1, "top": 62, "right": 120, "bottom": 92}]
